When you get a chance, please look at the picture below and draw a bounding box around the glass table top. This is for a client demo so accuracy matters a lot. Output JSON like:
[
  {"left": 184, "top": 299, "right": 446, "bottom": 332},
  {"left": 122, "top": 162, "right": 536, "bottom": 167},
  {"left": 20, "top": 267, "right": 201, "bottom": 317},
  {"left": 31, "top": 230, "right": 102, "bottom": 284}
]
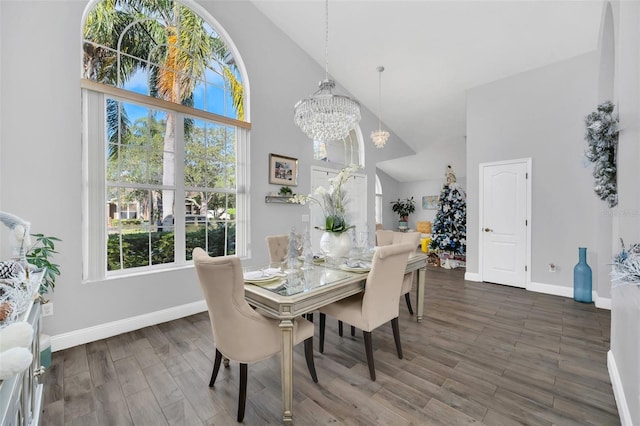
[{"left": 243, "top": 264, "right": 356, "bottom": 296}]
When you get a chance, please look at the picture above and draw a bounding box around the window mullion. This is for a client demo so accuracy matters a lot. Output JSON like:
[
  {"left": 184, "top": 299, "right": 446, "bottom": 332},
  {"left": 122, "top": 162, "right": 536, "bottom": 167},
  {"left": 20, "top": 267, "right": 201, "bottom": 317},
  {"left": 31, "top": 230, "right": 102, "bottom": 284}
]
[
  {"left": 82, "top": 89, "right": 107, "bottom": 282},
  {"left": 236, "top": 129, "right": 249, "bottom": 259},
  {"left": 174, "top": 113, "right": 186, "bottom": 265}
]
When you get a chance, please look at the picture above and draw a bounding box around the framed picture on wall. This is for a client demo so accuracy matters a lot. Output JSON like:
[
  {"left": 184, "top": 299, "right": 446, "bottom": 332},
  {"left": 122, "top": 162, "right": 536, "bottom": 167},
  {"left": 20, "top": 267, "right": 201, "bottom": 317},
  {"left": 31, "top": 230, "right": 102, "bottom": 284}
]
[
  {"left": 269, "top": 153, "right": 298, "bottom": 186},
  {"left": 422, "top": 195, "right": 439, "bottom": 209}
]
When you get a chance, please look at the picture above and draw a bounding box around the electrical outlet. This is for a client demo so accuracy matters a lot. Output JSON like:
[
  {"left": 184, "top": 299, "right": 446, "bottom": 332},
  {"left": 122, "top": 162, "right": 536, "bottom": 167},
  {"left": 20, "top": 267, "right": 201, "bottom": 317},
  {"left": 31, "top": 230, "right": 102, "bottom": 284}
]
[
  {"left": 549, "top": 263, "right": 556, "bottom": 272},
  {"left": 41, "top": 303, "right": 54, "bottom": 317}
]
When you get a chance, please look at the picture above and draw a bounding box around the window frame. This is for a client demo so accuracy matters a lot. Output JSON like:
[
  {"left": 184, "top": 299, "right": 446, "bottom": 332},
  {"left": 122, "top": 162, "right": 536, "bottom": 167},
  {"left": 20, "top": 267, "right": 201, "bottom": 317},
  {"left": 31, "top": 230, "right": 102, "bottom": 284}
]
[
  {"left": 81, "top": 0, "right": 251, "bottom": 281},
  {"left": 81, "top": 80, "right": 249, "bottom": 282}
]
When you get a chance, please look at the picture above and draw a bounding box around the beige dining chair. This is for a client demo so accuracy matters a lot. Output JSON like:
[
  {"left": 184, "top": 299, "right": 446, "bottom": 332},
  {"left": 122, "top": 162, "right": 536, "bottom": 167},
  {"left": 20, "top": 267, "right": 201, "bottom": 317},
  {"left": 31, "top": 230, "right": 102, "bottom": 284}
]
[
  {"left": 265, "top": 234, "right": 290, "bottom": 264},
  {"left": 265, "top": 234, "right": 313, "bottom": 320},
  {"left": 192, "top": 248, "right": 318, "bottom": 422},
  {"left": 318, "top": 242, "right": 415, "bottom": 381},
  {"left": 376, "top": 230, "right": 421, "bottom": 315}
]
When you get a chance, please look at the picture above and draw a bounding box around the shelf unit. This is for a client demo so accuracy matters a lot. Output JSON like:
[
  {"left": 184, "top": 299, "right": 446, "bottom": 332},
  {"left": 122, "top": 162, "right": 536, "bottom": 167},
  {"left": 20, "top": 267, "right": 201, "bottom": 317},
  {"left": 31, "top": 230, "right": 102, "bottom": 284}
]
[
  {"left": 0, "top": 271, "right": 45, "bottom": 426},
  {"left": 265, "top": 195, "right": 295, "bottom": 204}
]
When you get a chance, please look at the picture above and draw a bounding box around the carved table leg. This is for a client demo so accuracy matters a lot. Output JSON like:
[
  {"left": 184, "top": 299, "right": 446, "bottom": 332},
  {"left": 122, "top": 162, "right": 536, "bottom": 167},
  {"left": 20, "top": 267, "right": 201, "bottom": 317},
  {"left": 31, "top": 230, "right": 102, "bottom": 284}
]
[
  {"left": 279, "top": 319, "right": 294, "bottom": 424},
  {"left": 416, "top": 265, "right": 426, "bottom": 322}
]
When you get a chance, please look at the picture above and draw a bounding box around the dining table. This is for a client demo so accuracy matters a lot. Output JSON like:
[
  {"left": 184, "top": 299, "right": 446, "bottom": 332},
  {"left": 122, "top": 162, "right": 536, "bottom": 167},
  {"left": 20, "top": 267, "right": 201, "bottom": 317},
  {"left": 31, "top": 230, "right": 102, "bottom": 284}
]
[{"left": 243, "top": 251, "right": 428, "bottom": 425}]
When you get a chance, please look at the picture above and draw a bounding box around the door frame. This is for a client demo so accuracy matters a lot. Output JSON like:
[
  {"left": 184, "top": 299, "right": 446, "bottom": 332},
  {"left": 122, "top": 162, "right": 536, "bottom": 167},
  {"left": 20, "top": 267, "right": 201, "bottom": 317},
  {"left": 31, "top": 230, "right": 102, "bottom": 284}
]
[{"left": 478, "top": 158, "right": 532, "bottom": 287}]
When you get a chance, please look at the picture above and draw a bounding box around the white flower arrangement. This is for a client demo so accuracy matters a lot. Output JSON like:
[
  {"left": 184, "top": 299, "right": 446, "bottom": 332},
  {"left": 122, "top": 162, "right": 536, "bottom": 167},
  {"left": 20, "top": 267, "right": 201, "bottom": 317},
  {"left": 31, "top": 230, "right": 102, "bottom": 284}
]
[
  {"left": 612, "top": 239, "right": 640, "bottom": 287},
  {"left": 289, "top": 164, "right": 361, "bottom": 233}
]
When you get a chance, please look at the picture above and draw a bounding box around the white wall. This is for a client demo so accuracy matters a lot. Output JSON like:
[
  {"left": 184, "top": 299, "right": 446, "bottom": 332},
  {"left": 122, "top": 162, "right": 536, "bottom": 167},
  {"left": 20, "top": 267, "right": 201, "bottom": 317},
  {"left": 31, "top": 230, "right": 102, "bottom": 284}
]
[
  {"left": 607, "top": 1, "right": 640, "bottom": 424},
  {"left": 0, "top": 0, "right": 414, "bottom": 346},
  {"left": 466, "top": 52, "right": 601, "bottom": 296}
]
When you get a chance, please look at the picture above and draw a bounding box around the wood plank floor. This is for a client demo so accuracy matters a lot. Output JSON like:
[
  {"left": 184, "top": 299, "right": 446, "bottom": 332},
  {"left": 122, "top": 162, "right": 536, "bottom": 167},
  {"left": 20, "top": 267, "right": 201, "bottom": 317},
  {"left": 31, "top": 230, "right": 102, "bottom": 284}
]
[{"left": 40, "top": 267, "right": 620, "bottom": 425}]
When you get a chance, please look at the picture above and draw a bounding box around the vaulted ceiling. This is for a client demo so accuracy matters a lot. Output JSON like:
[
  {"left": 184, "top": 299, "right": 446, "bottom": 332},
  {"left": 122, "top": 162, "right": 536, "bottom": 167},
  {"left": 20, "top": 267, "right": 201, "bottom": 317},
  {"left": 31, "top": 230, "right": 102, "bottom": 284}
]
[{"left": 251, "top": 0, "right": 603, "bottom": 181}]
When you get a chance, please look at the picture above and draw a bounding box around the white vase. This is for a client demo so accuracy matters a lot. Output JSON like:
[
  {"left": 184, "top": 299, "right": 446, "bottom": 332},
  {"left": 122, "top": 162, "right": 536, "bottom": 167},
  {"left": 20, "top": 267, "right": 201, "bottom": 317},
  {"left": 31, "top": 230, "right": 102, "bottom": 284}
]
[{"left": 319, "top": 231, "right": 352, "bottom": 261}]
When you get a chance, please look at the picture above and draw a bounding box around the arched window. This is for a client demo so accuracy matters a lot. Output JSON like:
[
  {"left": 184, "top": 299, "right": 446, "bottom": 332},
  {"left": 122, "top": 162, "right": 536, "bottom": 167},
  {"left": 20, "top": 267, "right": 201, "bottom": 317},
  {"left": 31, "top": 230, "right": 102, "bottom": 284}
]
[
  {"left": 375, "top": 174, "right": 383, "bottom": 225},
  {"left": 313, "top": 127, "right": 364, "bottom": 167},
  {"left": 81, "top": 0, "right": 249, "bottom": 279}
]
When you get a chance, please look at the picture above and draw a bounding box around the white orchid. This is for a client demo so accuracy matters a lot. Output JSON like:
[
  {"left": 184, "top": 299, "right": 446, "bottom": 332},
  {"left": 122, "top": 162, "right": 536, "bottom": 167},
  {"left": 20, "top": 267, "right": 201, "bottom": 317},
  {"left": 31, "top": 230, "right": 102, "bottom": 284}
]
[{"left": 288, "top": 164, "right": 361, "bottom": 233}]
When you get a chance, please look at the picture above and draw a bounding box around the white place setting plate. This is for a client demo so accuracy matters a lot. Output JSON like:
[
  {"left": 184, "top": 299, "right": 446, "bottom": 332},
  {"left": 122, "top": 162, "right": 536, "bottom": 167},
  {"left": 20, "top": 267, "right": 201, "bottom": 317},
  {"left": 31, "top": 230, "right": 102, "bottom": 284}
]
[
  {"left": 339, "top": 261, "right": 371, "bottom": 273},
  {"left": 243, "top": 268, "right": 284, "bottom": 283}
]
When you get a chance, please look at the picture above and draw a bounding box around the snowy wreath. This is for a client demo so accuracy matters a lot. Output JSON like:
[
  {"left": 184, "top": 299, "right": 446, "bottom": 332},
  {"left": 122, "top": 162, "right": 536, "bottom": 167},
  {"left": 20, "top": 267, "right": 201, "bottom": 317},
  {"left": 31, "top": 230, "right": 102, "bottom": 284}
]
[{"left": 584, "top": 101, "right": 619, "bottom": 208}]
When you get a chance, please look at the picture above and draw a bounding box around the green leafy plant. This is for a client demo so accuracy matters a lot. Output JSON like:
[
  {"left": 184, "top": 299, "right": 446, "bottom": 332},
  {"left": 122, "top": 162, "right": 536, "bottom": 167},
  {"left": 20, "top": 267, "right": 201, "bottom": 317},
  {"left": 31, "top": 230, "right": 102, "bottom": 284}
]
[
  {"left": 391, "top": 197, "right": 416, "bottom": 220},
  {"left": 279, "top": 186, "right": 293, "bottom": 196},
  {"left": 26, "top": 234, "right": 61, "bottom": 298}
]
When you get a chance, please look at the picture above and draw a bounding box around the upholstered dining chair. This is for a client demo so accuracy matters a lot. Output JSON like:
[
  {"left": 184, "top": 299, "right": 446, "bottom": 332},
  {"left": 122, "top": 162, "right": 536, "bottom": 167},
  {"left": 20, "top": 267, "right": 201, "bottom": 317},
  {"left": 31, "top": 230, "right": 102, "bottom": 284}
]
[
  {"left": 318, "top": 242, "right": 415, "bottom": 381},
  {"left": 192, "top": 248, "right": 318, "bottom": 422},
  {"left": 376, "top": 230, "right": 421, "bottom": 315},
  {"left": 265, "top": 234, "right": 313, "bottom": 320},
  {"left": 265, "top": 234, "right": 290, "bottom": 264}
]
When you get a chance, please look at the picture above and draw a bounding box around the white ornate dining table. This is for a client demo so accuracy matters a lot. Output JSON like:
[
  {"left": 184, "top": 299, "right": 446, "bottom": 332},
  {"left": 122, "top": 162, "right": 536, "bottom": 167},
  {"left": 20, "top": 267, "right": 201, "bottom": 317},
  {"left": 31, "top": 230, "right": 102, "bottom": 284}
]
[{"left": 243, "top": 252, "right": 427, "bottom": 425}]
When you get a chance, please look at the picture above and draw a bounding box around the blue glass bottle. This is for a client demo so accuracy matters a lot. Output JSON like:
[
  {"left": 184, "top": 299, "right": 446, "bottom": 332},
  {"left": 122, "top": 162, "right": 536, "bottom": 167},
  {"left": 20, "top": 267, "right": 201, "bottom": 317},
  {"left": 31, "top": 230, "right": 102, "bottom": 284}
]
[{"left": 573, "top": 247, "right": 592, "bottom": 303}]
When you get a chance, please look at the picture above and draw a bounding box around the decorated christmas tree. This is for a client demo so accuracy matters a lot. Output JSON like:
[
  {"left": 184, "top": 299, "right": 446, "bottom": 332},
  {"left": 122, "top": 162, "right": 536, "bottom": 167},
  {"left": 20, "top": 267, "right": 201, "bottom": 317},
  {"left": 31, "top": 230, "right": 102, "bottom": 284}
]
[{"left": 429, "top": 166, "right": 467, "bottom": 255}]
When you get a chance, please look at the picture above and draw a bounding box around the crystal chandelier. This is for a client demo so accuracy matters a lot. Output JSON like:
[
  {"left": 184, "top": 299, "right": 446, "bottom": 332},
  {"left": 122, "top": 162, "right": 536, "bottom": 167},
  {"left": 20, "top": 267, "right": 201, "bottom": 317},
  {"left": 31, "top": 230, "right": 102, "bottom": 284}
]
[
  {"left": 294, "top": 0, "right": 361, "bottom": 142},
  {"left": 371, "top": 66, "right": 389, "bottom": 148}
]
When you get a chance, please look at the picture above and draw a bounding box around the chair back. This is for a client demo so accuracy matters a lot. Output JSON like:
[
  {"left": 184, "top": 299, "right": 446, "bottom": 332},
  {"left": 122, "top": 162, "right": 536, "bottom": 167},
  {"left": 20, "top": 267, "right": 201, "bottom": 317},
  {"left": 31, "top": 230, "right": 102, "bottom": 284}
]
[
  {"left": 362, "top": 243, "right": 414, "bottom": 329},
  {"left": 375, "top": 229, "right": 394, "bottom": 246},
  {"left": 266, "top": 234, "right": 290, "bottom": 264},
  {"left": 392, "top": 232, "right": 421, "bottom": 294},
  {"left": 192, "top": 248, "right": 281, "bottom": 362},
  {"left": 392, "top": 232, "right": 421, "bottom": 252}
]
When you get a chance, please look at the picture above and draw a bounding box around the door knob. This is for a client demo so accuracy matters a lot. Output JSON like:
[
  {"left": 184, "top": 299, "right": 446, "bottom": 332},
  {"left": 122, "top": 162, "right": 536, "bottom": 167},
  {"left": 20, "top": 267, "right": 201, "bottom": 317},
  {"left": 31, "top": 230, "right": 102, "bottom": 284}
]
[{"left": 484, "top": 228, "right": 493, "bottom": 232}]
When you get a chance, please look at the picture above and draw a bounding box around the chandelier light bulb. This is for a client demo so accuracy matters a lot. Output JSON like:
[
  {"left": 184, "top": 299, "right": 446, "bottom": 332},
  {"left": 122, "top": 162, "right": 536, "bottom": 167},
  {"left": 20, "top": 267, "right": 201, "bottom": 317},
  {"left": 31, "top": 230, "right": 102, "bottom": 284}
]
[{"left": 371, "top": 129, "right": 390, "bottom": 148}]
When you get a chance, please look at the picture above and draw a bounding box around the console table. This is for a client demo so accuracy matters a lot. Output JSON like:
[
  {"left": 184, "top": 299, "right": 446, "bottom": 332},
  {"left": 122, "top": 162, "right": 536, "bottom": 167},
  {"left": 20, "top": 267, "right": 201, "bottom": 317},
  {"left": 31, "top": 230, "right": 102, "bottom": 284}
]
[{"left": 0, "top": 271, "right": 45, "bottom": 426}]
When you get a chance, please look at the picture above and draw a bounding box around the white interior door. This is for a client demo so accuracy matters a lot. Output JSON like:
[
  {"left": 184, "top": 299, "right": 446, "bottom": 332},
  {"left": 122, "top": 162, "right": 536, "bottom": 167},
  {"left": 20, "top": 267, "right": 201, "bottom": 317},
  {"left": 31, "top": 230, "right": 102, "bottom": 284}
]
[
  {"left": 309, "top": 167, "right": 367, "bottom": 253},
  {"left": 480, "top": 160, "right": 529, "bottom": 287}
]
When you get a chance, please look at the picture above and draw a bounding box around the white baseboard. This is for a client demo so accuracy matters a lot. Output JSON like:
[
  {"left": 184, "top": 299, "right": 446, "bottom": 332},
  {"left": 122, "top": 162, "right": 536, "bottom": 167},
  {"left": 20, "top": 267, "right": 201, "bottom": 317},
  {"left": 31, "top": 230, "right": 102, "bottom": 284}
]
[
  {"left": 527, "top": 282, "right": 611, "bottom": 310},
  {"left": 51, "top": 300, "right": 207, "bottom": 352},
  {"left": 49, "top": 280, "right": 612, "bottom": 352},
  {"left": 527, "top": 281, "right": 574, "bottom": 298},
  {"left": 608, "top": 350, "right": 633, "bottom": 426},
  {"left": 464, "top": 272, "right": 481, "bottom": 282},
  {"left": 594, "top": 293, "right": 612, "bottom": 310}
]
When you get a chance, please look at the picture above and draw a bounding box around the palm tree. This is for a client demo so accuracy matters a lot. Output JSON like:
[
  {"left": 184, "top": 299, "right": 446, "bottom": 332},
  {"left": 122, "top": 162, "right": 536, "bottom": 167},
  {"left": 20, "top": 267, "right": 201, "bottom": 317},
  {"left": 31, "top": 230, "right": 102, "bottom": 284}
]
[{"left": 83, "top": 0, "right": 244, "bottom": 223}]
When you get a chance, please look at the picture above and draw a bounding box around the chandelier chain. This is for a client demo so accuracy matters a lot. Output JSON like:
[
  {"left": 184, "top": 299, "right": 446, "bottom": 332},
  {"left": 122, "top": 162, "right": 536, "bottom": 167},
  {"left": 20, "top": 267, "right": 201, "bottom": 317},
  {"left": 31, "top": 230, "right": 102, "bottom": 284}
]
[
  {"left": 371, "top": 65, "right": 389, "bottom": 148},
  {"left": 324, "top": 0, "right": 329, "bottom": 80},
  {"left": 293, "top": 0, "right": 361, "bottom": 142},
  {"left": 378, "top": 66, "right": 383, "bottom": 130}
]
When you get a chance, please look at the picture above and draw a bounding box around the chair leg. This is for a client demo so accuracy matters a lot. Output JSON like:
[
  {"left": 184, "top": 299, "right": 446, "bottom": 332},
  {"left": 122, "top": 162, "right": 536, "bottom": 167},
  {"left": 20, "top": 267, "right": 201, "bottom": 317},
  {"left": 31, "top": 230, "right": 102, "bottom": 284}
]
[
  {"left": 350, "top": 325, "right": 356, "bottom": 336},
  {"left": 404, "top": 293, "right": 414, "bottom": 315},
  {"left": 338, "top": 320, "right": 343, "bottom": 337},
  {"left": 304, "top": 337, "right": 318, "bottom": 383},
  {"left": 209, "top": 349, "right": 223, "bottom": 387},
  {"left": 363, "top": 331, "right": 376, "bottom": 381},
  {"left": 238, "top": 363, "right": 247, "bottom": 422},
  {"left": 391, "top": 317, "right": 403, "bottom": 359},
  {"left": 319, "top": 313, "right": 326, "bottom": 353}
]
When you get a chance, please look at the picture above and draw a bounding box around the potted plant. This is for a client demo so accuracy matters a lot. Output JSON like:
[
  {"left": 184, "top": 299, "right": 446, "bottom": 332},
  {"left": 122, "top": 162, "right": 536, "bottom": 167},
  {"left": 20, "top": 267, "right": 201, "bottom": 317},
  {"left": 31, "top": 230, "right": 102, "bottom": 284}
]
[
  {"left": 391, "top": 197, "right": 416, "bottom": 229},
  {"left": 26, "top": 233, "right": 61, "bottom": 301},
  {"left": 278, "top": 186, "right": 293, "bottom": 197}
]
